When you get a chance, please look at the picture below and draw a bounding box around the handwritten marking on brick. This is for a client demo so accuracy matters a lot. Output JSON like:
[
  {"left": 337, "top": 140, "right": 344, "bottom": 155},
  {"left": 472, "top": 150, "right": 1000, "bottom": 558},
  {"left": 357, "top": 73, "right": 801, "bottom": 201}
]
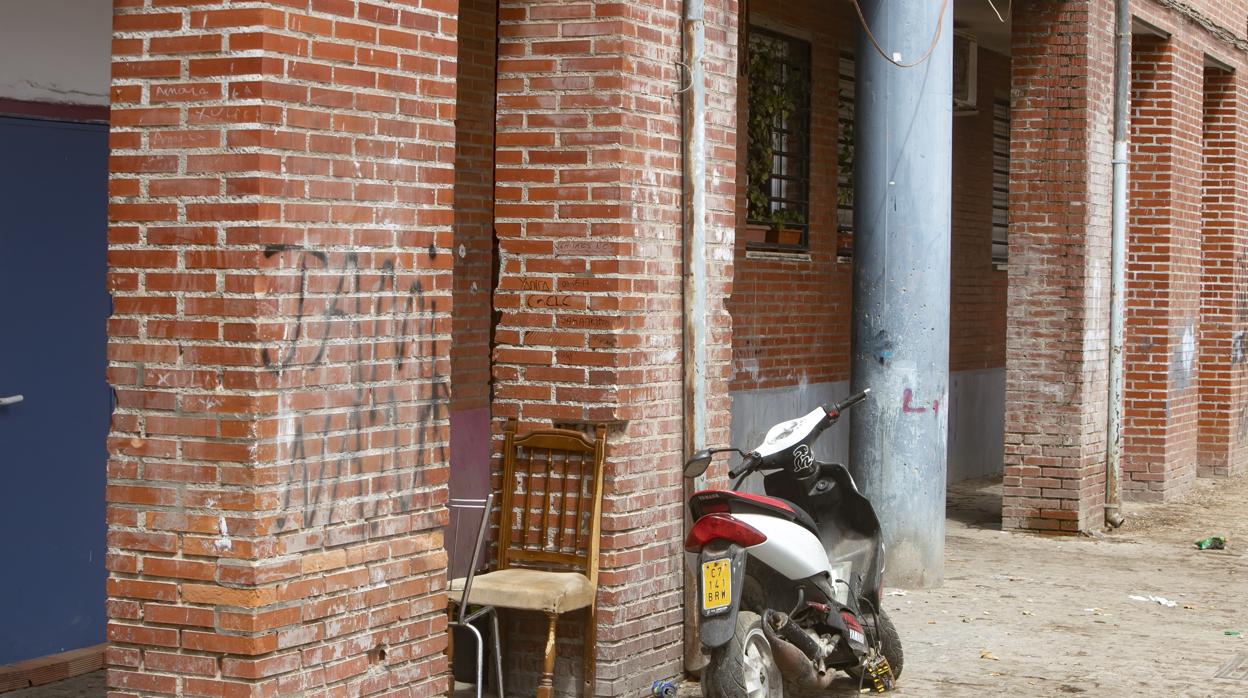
[
  {"left": 521, "top": 278, "right": 552, "bottom": 292},
  {"left": 526, "top": 294, "right": 578, "bottom": 308},
  {"left": 554, "top": 239, "right": 617, "bottom": 256},
  {"left": 560, "top": 315, "right": 613, "bottom": 330},
  {"left": 589, "top": 334, "right": 619, "bottom": 349},
  {"left": 153, "top": 84, "right": 212, "bottom": 100},
  {"left": 560, "top": 277, "right": 603, "bottom": 292}
]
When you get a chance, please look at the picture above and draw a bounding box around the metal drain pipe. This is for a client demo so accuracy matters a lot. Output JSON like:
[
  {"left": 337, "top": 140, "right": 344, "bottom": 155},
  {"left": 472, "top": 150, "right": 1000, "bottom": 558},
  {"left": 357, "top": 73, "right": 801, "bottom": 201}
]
[
  {"left": 680, "top": 0, "right": 710, "bottom": 673},
  {"left": 1105, "top": 0, "right": 1130, "bottom": 529}
]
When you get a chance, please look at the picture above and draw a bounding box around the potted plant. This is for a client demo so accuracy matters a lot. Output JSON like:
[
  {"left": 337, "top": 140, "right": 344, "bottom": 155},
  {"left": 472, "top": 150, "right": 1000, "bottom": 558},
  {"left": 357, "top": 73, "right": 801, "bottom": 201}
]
[{"left": 764, "top": 210, "right": 805, "bottom": 247}]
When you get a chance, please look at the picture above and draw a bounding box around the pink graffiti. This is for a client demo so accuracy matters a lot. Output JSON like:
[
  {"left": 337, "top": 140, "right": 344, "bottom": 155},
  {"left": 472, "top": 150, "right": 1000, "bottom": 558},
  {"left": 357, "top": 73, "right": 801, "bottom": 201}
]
[{"left": 902, "top": 388, "right": 940, "bottom": 416}]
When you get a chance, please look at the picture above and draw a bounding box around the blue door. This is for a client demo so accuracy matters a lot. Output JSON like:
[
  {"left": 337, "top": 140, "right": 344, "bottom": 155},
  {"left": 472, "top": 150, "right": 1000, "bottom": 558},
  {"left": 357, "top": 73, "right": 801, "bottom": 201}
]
[{"left": 0, "top": 116, "right": 109, "bottom": 664}]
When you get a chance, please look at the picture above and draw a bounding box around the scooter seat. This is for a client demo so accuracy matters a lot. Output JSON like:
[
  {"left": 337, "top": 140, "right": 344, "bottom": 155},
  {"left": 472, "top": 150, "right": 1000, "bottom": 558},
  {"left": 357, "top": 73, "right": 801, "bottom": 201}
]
[{"left": 691, "top": 489, "right": 821, "bottom": 537}]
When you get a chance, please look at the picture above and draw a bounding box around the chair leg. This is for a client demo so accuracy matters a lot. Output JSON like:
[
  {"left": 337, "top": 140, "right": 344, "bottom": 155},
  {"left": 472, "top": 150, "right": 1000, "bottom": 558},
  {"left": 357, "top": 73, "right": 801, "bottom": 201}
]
[
  {"left": 489, "top": 608, "right": 505, "bottom": 698},
  {"left": 456, "top": 621, "right": 485, "bottom": 698},
  {"left": 474, "top": 623, "right": 484, "bottom": 698},
  {"left": 536, "top": 612, "right": 559, "bottom": 698},
  {"left": 582, "top": 605, "right": 597, "bottom": 698}
]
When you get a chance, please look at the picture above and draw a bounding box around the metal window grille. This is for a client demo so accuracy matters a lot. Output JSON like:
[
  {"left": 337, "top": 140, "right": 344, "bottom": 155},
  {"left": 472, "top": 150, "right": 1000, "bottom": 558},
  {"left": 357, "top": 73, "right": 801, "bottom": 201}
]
[
  {"left": 991, "top": 99, "right": 1010, "bottom": 266},
  {"left": 838, "top": 49, "right": 855, "bottom": 249},
  {"left": 747, "top": 27, "right": 811, "bottom": 249}
]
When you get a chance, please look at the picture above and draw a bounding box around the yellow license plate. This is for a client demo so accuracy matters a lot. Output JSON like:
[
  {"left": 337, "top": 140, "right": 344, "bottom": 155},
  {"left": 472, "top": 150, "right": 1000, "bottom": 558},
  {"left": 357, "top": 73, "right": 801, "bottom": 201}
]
[{"left": 701, "top": 558, "right": 732, "bottom": 613}]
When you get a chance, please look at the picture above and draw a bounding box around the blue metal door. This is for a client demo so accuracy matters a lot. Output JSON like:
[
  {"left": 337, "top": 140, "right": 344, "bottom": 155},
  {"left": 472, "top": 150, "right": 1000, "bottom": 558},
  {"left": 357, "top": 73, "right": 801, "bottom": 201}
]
[{"left": 0, "top": 116, "right": 109, "bottom": 664}]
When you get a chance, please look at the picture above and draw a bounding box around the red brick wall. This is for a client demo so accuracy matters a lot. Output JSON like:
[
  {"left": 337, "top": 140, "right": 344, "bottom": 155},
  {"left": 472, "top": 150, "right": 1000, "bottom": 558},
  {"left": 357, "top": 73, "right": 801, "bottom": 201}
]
[
  {"left": 1198, "top": 67, "right": 1248, "bottom": 478},
  {"left": 1003, "top": 0, "right": 1116, "bottom": 532},
  {"left": 452, "top": 0, "right": 498, "bottom": 417},
  {"left": 1004, "top": 0, "right": 1248, "bottom": 530},
  {"left": 727, "top": 4, "right": 849, "bottom": 393},
  {"left": 491, "top": 0, "right": 736, "bottom": 694},
  {"left": 1123, "top": 34, "right": 1202, "bottom": 501},
  {"left": 1160, "top": 0, "right": 1248, "bottom": 40},
  {"left": 950, "top": 51, "right": 1010, "bottom": 374},
  {"left": 728, "top": 0, "right": 1009, "bottom": 394},
  {"left": 107, "top": 1, "right": 456, "bottom": 695}
]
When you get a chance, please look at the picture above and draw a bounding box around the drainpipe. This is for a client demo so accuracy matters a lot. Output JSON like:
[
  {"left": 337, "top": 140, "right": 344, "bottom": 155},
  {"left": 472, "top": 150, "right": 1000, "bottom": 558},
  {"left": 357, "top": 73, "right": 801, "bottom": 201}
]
[
  {"left": 1105, "top": 0, "right": 1129, "bottom": 529},
  {"left": 679, "top": 0, "right": 710, "bottom": 673}
]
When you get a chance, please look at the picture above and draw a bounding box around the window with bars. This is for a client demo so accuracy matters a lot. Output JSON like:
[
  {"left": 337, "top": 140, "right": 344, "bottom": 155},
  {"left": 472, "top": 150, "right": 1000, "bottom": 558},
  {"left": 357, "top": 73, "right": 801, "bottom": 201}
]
[
  {"left": 837, "top": 49, "right": 855, "bottom": 258},
  {"left": 746, "top": 27, "right": 811, "bottom": 250},
  {"left": 991, "top": 99, "right": 1009, "bottom": 266}
]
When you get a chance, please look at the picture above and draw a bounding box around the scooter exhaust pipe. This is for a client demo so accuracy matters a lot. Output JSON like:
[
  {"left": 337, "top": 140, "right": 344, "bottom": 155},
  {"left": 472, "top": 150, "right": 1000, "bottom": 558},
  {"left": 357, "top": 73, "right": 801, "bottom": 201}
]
[{"left": 762, "top": 610, "right": 836, "bottom": 690}]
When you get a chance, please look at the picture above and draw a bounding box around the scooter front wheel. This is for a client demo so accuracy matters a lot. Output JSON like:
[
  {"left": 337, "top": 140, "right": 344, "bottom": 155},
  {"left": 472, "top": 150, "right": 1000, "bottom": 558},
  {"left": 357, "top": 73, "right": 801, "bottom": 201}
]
[{"left": 704, "top": 611, "right": 783, "bottom": 698}]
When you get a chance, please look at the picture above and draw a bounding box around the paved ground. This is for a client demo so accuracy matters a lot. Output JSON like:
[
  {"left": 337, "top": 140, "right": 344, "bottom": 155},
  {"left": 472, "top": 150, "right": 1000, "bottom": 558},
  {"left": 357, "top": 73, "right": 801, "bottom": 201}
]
[
  {"left": 875, "top": 474, "right": 1247, "bottom": 697},
  {"left": 13, "top": 474, "right": 1247, "bottom": 697}
]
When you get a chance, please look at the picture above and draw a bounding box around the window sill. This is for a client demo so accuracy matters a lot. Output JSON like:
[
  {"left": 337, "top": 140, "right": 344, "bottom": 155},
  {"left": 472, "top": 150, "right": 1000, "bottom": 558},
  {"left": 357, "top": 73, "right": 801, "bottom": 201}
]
[{"left": 745, "top": 247, "right": 812, "bottom": 263}]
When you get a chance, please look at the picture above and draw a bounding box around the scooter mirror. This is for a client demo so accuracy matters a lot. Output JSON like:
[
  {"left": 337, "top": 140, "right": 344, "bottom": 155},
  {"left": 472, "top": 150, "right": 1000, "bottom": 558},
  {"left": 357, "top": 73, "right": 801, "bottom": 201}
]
[{"left": 683, "top": 450, "right": 713, "bottom": 478}]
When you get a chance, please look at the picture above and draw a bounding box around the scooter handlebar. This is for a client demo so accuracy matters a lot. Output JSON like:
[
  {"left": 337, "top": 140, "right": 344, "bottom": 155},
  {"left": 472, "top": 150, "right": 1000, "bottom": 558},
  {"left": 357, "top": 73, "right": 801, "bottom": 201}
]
[
  {"left": 727, "top": 453, "right": 759, "bottom": 480},
  {"left": 826, "top": 388, "right": 871, "bottom": 417}
]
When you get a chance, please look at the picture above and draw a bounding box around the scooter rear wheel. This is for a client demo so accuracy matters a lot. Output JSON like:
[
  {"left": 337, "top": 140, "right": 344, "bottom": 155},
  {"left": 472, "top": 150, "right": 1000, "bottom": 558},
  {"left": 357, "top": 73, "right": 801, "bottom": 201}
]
[{"left": 704, "top": 611, "right": 783, "bottom": 698}]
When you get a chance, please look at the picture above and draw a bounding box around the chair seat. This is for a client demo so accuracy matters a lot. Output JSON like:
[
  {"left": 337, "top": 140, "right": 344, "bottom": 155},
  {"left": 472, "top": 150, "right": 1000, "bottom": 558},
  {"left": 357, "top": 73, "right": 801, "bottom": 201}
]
[{"left": 450, "top": 568, "right": 595, "bottom": 614}]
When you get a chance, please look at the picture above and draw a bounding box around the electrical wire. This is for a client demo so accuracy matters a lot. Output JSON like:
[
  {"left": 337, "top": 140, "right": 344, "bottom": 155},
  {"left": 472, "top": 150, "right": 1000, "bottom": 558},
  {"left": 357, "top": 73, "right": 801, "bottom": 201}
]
[
  {"left": 849, "top": 0, "right": 950, "bottom": 69},
  {"left": 986, "top": 0, "right": 1011, "bottom": 23}
]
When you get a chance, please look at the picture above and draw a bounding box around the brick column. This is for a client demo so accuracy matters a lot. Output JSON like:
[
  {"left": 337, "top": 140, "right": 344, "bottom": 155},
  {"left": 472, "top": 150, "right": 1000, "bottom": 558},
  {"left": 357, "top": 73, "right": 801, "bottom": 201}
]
[
  {"left": 107, "top": 2, "right": 456, "bottom": 695},
  {"left": 1003, "top": 0, "right": 1115, "bottom": 532},
  {"left": 1122, "top": 36, "right": 1203, "bottom": 501},
  {"left": 1198, "top": 67, "right": 1248, "bottom": 478},
  {"left": 492, "top": 0, "right": 736, "bottom": 694}
]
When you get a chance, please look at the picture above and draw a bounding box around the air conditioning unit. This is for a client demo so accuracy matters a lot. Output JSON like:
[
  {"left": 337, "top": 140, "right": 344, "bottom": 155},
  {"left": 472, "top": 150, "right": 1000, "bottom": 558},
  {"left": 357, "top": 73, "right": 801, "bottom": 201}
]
[{"left": 953, "top": 30, "right": 978, "bottom": 114}]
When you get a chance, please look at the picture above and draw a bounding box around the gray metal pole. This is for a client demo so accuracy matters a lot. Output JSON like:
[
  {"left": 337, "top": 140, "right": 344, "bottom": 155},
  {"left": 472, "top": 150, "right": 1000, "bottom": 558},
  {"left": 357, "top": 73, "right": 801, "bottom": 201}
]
[
  {"left": 849, "top": 0, "right": 953, "bottom": 588},
  {"left": 1105, "top": 0, "right": 1130, "bottom": 529}
]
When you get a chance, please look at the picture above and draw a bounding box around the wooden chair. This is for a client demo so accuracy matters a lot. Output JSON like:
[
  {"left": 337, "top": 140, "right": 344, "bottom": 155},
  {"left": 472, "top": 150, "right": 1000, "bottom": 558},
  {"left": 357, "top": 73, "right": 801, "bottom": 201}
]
[{"left": 452, "top": 419, "right": 607, "bottom": 698}]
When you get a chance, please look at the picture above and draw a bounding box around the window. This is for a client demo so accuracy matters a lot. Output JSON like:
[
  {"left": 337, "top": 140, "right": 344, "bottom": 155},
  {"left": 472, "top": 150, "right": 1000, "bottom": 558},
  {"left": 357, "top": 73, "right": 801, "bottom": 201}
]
[
  {"left": 837, "top": 49, "right": 855, "bottom": 258},
  {"left": 746, "top": 27, "right": 811, "bottom": 250},
  {"left": 991, "top": 99, "right": 1009, "bottom": 266}
]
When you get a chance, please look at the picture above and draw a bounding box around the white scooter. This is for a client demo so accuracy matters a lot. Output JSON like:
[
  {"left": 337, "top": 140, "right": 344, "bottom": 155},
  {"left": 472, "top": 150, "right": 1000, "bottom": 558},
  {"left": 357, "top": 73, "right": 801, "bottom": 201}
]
[{"left": 683, "top": 389, "right": 902, "bottom": 696}]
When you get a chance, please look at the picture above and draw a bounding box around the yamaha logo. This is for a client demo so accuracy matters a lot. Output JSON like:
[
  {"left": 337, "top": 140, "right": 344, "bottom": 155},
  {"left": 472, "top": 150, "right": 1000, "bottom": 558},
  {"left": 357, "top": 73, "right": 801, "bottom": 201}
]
[{"left": 792, "top": 444, "right": 815, "bottom": 474}]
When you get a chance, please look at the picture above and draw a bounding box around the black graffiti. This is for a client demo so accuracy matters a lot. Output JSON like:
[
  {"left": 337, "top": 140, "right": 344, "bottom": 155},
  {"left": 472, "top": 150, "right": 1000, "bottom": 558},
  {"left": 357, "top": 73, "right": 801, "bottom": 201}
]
[{"left": 262, "top": 245, "right": 448, "bottom": 531}]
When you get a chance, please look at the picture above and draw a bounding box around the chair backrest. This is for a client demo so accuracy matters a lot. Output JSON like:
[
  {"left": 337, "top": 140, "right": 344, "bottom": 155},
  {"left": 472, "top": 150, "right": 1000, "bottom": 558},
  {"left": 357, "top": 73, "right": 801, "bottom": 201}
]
[
  {"left": 497, "top": 419, "right": 607, "bottom": 585},
  {"left": 447, "top": 492, "right": 494, "bottom": 622}
]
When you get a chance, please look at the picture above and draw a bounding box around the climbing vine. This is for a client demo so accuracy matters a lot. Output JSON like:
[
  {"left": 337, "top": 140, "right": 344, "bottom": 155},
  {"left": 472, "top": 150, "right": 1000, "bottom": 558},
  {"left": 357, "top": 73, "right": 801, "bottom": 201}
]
[{"left": 746, "top": 32, "right": 810, "bottom": 229}]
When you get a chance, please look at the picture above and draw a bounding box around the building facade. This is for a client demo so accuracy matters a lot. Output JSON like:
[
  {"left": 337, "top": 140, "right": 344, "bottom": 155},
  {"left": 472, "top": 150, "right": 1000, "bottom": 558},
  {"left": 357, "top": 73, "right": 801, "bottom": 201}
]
[{"left": 0, "top": 0, "right": 1246, "bottom": 695}]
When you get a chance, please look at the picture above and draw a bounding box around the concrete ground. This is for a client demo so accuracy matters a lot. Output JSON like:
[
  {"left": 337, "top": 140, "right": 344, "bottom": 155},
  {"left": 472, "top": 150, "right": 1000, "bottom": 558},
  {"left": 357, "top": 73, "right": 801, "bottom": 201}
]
[{"left": 12, "top": 475, "right": 1247, "bottom": 697}]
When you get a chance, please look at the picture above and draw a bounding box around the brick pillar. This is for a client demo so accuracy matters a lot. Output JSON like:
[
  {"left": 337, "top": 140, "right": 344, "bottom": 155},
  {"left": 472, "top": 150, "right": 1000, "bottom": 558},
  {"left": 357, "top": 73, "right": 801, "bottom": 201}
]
[
  {"left": 492, "top": 0, "right": 736, "bottom": 694},
  {"left": 1003, "top": 0, "right": 1114, "bottom": 532},
  {"left": 1198, "top": 67, "right": 1248, "bottom": 478},
  {"left": 1122, "top": 36, "right": 1203, "bottom": 501},
  {"left": 107, "top": 2, "right": 456, "bottom": 695}
]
